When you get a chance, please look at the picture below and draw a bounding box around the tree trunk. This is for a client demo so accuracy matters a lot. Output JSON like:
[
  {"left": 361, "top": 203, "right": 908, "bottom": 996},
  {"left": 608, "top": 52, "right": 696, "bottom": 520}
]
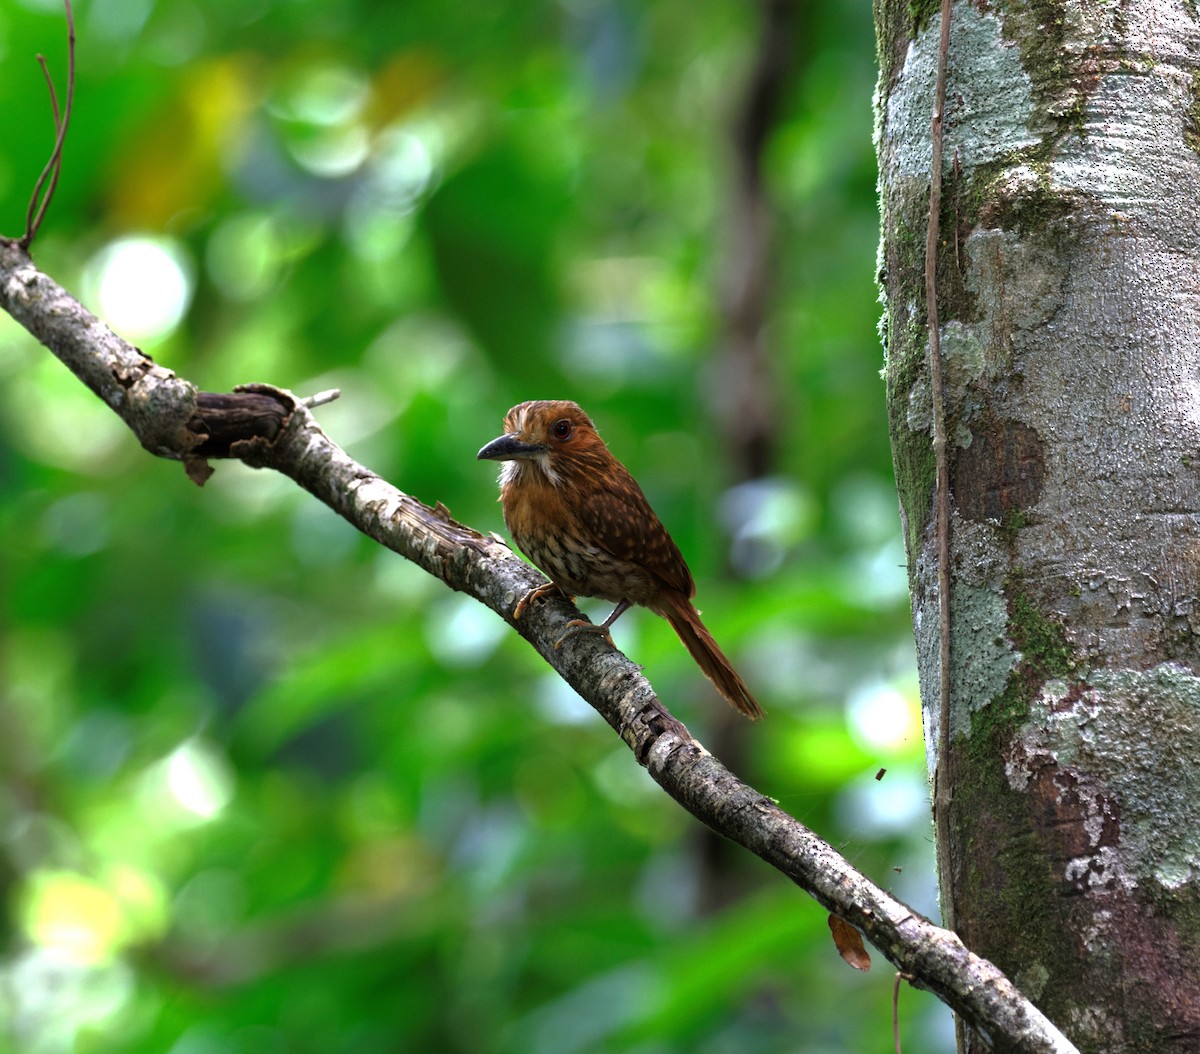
[{"left": 875, "top": 3, "right": 1200, "bottom": 1051}]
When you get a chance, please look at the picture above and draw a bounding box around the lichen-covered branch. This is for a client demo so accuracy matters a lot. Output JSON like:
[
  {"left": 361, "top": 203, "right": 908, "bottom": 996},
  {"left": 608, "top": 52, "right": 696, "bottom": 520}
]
[{"left": 0, "top": 237, "right": 1077, "bottom": 1053}]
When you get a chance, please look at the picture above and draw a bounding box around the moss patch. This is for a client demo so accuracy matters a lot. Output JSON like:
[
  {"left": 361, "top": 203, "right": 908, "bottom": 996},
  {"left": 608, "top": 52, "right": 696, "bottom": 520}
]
[
  {"left": 886, "top": 315, "right": 937, "bottom": 558},
  {"left": 951, "top": 739, "right": 1065, "bottom": 986},
  {"left": 907, "top": 0, "right": 942, "bottom": 34},
  {"left": 1186, "top": 73, "right": 1200, "bottom": 160},
  {"left": 992, "top": 0, "right": 1109, "bottom": 153},
  {"left": 1001, "top": 506, "right": 1029, "bottom": 539},
  {"left": 998, "top": 1, "right": 1069, "bottom": 103},
  {"left": 1008, "top": 589, "right": 1074, "bottom": 677},
  {"left": 951, "top": 575, "right": 1087, "bottom": 1022},
  {"left": 970, "top": 578, "right": 1077, "bottom": 757},
  {"left": 973, "top": 170, "right": 1083, "bottom": 240}
]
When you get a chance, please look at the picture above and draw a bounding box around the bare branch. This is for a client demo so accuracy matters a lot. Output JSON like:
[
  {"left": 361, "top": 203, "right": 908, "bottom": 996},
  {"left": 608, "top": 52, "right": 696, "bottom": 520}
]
[
  {"left": 0, "top": 238, "right": 1079, "bottom": 1054},
  {"left": 302, "top": 387, "right": 342, "bottom": 409}
]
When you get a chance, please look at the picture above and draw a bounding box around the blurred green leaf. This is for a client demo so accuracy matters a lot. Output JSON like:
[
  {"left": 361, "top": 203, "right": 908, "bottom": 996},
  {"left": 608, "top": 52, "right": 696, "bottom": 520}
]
[{"left": 422, "top": 145, "right": 568, "bottom": 382}]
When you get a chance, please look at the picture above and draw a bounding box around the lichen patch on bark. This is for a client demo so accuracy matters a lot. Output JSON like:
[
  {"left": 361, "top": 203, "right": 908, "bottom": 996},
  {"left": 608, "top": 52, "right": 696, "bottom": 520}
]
[
  {"left": 1014, "top": 666, "right": 1200, "bottom": 892},
  {"left": 883, "top": 7, "right": 1038, "bottom": 183}
]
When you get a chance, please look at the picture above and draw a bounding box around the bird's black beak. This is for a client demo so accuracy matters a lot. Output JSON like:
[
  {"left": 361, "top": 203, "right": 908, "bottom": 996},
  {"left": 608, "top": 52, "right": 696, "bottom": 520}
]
[{"left": 477, "top": 433, "right": 543, "bottom": 461}]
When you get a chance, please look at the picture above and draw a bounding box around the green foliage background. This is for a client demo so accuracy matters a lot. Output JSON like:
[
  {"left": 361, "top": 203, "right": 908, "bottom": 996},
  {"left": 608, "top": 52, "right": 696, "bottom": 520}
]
[{"left": 0, "top": 1, "right": 949, "bottom": 1051}]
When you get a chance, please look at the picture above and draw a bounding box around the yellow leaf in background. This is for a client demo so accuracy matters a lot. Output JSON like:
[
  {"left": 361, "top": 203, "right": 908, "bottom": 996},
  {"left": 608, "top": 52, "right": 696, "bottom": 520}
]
[
  {"left": 107, "top": 55, "right": 261, "bottom": 229},
  {"left": 366, "top": 50, "right": 445, "bottom": 130},
  {"left": 21, "top": 871, "right": 123, "bottom": 965}
]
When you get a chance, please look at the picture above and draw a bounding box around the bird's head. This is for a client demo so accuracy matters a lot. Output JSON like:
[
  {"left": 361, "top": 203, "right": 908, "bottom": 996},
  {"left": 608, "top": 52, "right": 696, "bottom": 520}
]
[{"left": 477, "top": 400, "right": 607, "bottom": 487}]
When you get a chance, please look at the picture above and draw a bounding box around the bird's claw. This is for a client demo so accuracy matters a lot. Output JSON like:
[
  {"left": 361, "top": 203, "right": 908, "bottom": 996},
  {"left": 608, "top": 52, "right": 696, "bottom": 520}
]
[
  {"left": 553, "top": 618, "right": 614, "bottom": 651},
  {"left": 513, "top": 582, "right": 572, "bottom": 621}
]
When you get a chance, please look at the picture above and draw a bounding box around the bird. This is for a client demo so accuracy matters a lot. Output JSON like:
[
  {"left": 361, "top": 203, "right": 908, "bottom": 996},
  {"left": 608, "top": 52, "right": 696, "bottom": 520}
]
[{"left": 477, "top": 399, "right": 763, "bottom": 719}]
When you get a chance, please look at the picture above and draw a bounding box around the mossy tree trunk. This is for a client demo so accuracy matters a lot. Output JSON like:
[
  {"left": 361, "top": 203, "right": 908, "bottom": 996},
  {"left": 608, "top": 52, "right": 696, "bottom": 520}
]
[{"left": 875, "top": 3, "right": 1200, "bottom": 1051}]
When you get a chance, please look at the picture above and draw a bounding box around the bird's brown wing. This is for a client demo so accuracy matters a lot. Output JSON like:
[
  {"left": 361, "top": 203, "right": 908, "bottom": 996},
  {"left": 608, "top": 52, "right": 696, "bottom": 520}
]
[{"left": 576, "top": 470, "right": 695, "bottom": 598}]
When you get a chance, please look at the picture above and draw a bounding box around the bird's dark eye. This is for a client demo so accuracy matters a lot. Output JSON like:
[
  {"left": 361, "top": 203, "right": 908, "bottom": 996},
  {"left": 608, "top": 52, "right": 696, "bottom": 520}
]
[{"left": 551, "top": 418, "right": 573, "bottom": 441}]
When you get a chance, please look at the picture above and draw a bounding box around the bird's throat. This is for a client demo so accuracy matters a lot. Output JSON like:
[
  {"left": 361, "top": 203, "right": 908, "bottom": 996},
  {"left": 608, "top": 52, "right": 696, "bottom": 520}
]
[{"left": 501, "top": 454, "right": 562, "bottom": 489}]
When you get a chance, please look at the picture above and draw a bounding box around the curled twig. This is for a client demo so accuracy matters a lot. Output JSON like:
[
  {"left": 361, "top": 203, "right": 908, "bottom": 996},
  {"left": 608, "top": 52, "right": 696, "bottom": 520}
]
[
  {"left": 893, "top": 971, "right": 913, "bottom": 1054},
  {"left": 20, "top": 0, "right": 76, "bottom": 248}
]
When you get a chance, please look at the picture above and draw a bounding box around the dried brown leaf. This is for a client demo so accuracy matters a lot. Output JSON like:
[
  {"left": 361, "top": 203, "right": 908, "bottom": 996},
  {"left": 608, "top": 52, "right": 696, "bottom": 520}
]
[{"left": 828, "top": 913, "right": 871, "bottom": 972}]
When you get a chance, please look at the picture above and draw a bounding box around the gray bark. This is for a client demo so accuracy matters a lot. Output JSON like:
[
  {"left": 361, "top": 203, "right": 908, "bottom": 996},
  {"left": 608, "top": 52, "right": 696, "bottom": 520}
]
[{"left": 876, "top": 2, "right": 1200, "bottom": 1050}]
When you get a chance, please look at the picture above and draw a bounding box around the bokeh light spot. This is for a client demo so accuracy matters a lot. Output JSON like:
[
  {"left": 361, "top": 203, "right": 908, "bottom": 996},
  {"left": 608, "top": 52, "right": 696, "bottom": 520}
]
[
  {"left": 165, "top": 740, "right": 235, "bottom": 820},
  {"left": 288, "top": 122, "right": 370, "bottom": 178},
  {"left": 86, "top": 236, "right": 194, "bottom": 341},
  {"left": 11, "top": 355, "right": 133, "bottom": 474},
  {"left": 836, "top": 768, "right": 930, "bottom": 838},
  {"left": 21, "top": 871, "right": 124, "bottom": 964},
  {"left": 40, "top": 492, "right": 111, "bottom": 556},
  {"left": 846, "top": 679, "right": 920, "bottom": 753},
  {"left": 720, "top": 477, "right": 816, "bottom": 578},
  {"left": 206, "top": 212, "right": 284, "bottom": 301},
  {"left": 275, "top": 65, "right": 368, "bottom": 125},
  {"left": 425, "top": 594, "right": 508, "bottom": 667},
  {"left": 7, "top": 948, "right": 134, "bottom": 1051}
]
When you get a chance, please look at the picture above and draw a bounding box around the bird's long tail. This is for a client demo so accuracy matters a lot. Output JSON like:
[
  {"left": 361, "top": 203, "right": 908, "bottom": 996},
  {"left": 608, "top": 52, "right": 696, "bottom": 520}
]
[{"left": 660, "top": 595, "right": 764, "bottom": 719}]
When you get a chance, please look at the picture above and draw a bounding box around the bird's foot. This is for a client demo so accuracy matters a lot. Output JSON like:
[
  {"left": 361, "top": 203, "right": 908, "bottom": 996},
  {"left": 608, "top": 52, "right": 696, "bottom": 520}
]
[
  {"left": 513, "top": 582, "right": 572, "bottom": 621},
  {"left": 554, "top": 619, "right": 614, "bottom": 650}
]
